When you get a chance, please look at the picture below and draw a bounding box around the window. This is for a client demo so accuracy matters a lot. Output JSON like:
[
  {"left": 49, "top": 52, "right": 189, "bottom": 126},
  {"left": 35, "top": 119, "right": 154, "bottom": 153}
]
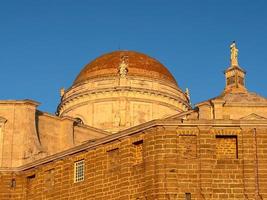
[
  {"left": 26, "top": 174, "right": 36, "bottom": 198},
  {"left": 133, "top": 140, "right": 143, "bottom": 165},
  {"left": 74, "top": 118, "right": 84, "bottom": 125},
  {"left": 238, "top": 76, "right": 244, "bottom": 85},
  {"left": 227, "top": 76, "right": 235, "bottom": 85},
  {"left": 10, "top": 178, "right": 16, "bottom": 188},
  {"left": 107, "top": 148, "right": 120, "bottom": 171},
  {"left": 44, "top": 168, "right": 55, "bottom": 191},
  {"left": 216, "top": 135, "right": 238, "bottom": 159},
  {"left": 74, "top": 160, "right": 85, "bottom": 183},
  {"left": 185, "top": 193, "right": 191, "bottom": 200},
  {"left": 27, "top": 174, "right": 36, "bottom": 182},
  {"left": 179, "top": 135, "right": 197, "bottom": 159}
]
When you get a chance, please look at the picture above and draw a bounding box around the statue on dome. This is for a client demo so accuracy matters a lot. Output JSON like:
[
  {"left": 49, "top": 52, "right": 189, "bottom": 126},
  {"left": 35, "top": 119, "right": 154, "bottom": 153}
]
[
  {"left": 230, "top": 41, "right": 239, "bottom": 66},
  {"left": 185, "top": 88, "right": 191, "bottom": 105},
  {"left": 60, "top": 88, "right": 65, "bottom": 97},
  {"left": 119, "top": 55, "right": 128, "bottom": 78}
]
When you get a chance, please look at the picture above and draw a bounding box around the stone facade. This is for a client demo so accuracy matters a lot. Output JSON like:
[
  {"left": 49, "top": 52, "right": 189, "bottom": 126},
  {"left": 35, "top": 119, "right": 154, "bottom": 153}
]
[
  {"left": 1, "top": 121, "right": 267, "bottom": 199},
  {"left": 0, "top": 43, "right": 267, "bottom": 199},
  {"left": 0, "top": 100, "right": 108, "bottom": 168}
]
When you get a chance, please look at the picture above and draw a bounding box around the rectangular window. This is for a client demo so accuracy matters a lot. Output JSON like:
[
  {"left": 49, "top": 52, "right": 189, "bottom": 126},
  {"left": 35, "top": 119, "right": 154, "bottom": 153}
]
[
  {"left": 44, "top": 168, "right": 55, "bottom": 191},
  {"left": 74, "top": 160, "right": 85, "bottom": 183},
  {"left": 27, "top": 174, "right": 35, "bottom": 182},
  {"left": 179, "top": 135, "right": 197, "bottom": 159},
  {"left": 107, "top": 148, "right": 119, "bottom": 170},
  {"left": 10, "top": 178, "right": 16, "bottom": 188},
  {"left": 26, "top": 174, "right": 36, "bottom": 198},
  {"left": 133, "top": 140, "right": 143, "bottom": 165},
  {"left": 238, "top": 77, "right": 244, "bottom": 85},
  {"left": 185, "top": 193, "right": 191, "bottom": 200},
  {"left": 227, "top": 76, "right": 235, "bottom": 85},
  {"left": 216, "top": 135, "right": 238, "bottom": 159}
]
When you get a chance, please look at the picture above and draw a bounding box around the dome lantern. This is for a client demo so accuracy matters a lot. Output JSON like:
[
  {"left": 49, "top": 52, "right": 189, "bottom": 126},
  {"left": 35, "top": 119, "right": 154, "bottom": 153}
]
[{"left": 224, "top": 42, "right": 247, "bottom": 93}]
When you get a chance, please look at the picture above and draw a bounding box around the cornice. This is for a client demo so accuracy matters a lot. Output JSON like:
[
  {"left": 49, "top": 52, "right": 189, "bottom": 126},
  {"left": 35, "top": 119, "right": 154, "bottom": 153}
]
[
  {"left": 66, "top": 75, "right": 180, "bottom": 94},
  {"left": 0, "top": 99, "right": 40, "bottom": 107},
  {"left": 62, "top": 87, "right": 187, "bottom": 104},
  {"left": 58, "top": 87, "right": 190, "bottom": 114},
  {"left": 59, "top": 97, "right": 185, "bottom": 116}
]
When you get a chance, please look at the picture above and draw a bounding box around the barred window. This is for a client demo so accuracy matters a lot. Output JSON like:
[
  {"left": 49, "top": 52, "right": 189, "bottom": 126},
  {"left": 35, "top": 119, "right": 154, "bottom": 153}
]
[{"left": 74, "top": 160, "right": 85, "bottom": 183}]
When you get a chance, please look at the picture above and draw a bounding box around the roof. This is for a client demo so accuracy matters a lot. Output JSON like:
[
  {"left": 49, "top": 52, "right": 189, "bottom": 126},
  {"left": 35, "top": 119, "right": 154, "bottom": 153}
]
[
  {"left": 216, "top": 91, "right": 267, "bottom": 104},
  {"left": 196, "top": 91, "right": 267, "bottom": 107},
  {"left": 73, "top": 50, "right": 178, "bottom": 86}
]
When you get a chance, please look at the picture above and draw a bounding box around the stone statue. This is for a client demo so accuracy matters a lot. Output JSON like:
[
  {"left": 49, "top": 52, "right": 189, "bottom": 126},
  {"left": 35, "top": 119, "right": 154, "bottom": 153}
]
[
  {"left": 230, "top": 41, "right": 239, "bottom": 66},
  {"left": 119, "top": 55, "right": 128, "bottom": 78},
  {"left": 60, "top": 88, "right": 65, "bottom": 97},
  {"left": 185, "top": 88, "right": 191, "bottom": 105}
]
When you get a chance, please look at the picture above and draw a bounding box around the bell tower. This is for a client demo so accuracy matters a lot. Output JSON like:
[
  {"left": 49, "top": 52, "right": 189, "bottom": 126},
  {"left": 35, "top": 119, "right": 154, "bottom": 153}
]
[{"left": 224, "top": 41, "right": 247, "bottom": 93}]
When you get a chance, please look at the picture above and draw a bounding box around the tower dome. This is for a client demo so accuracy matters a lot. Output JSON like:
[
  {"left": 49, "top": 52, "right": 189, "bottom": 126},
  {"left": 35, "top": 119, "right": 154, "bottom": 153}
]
[{"left": 57, "top": 51, "right": 190, "bottom": 133}]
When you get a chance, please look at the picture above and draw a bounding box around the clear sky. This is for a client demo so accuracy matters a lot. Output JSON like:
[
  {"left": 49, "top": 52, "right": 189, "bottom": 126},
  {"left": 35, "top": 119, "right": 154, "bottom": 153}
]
[{"left": 1, "top": 0, "right": 267, "bottom": 113}]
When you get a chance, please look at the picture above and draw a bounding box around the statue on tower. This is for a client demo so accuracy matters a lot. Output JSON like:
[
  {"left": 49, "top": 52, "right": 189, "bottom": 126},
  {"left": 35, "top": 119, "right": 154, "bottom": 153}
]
[{"left": 230, "top": 41, "right": 239, "bottom": 66}]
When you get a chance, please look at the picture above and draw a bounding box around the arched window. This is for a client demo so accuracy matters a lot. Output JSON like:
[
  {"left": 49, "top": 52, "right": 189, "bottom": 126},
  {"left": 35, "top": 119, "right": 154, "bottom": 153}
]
[{"left": 74, "top": 118, "right": 84, "bottom": 125}]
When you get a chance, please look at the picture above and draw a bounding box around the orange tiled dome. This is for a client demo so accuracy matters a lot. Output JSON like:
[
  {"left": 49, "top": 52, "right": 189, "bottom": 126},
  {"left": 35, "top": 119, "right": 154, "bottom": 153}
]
[{"left": 73, "top": 51, "right": 178, "bottom": 86}]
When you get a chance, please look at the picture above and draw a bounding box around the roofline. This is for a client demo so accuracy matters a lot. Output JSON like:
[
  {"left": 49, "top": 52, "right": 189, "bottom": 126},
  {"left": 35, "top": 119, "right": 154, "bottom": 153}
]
[
  {"left": 163, "top": 109, "right": 197, "bottom": 120},
  {"left": 2, "top": 118, "right": 267, "bottom": 172},
  {"left": 37, "top": 111, "right": 111, "bottom": 136},
  {"left": 0, "top": 99, "right": 40, "bottom": 106}
]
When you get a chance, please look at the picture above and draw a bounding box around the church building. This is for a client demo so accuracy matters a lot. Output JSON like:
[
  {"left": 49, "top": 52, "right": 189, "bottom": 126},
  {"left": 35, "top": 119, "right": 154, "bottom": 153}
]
[{"left": 0, "top": 43, "right": 266, "bottom": 199}]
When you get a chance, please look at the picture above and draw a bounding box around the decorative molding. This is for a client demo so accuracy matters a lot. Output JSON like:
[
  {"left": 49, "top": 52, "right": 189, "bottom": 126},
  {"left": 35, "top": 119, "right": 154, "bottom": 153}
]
[
  {"left": 176, "top": 127, "right": 199, "bottom": 136},
  {"left": 59, "top": 90, "right": 189, "bottom": 116},
  {"left": 105, "top": 142, "right": 120, "bottom": 152},
  {"left": 131, "top": 133, "right": 145, "bottom": 144},
  {"left": 240, "top": 113, "right": 267, "bottom": 120},
  {"left": 211, "top": 127, "right": 241, "bottom": 135}
]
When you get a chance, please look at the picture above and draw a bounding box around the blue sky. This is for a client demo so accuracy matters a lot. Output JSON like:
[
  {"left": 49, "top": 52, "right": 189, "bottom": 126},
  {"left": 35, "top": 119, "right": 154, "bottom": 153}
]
[{"left": 1, "top": 0, "right": 267, "bottom": 113}]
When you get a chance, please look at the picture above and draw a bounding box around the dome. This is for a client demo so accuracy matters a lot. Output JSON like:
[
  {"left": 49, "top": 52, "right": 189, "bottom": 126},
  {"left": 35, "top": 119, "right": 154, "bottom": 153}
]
[
  {"left": 73, "top": 50, "right": 178, "bottom": 86},
  {"left": 58, "top": 50, "right": 190, "bottom": 133}
]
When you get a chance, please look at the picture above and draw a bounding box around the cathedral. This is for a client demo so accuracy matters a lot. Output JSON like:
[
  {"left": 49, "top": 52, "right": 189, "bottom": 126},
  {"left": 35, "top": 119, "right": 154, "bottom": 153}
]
[{"left": 0, "top": 43, "right": 267, "bottom": 200}]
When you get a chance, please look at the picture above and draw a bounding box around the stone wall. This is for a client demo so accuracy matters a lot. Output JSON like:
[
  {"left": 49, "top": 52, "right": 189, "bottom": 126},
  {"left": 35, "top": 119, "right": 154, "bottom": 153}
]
[
  {"left": 58, "top": 75, "right": 190, "bottom": 133},
  {"left": 1, "top": 124, "right": 267, "bottom": 200},
  {"left": 0, "top": 101, "right": 107, "bottom": 168}
]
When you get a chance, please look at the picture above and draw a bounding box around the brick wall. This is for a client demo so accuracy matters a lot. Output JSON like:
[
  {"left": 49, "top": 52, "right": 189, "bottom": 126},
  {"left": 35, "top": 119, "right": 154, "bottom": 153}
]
[
  {"left": 1, "top": 125, "right": 267, "bottom": 200},
  {"left": 215, "top": 135, "right": 237, "bottom": 159}
]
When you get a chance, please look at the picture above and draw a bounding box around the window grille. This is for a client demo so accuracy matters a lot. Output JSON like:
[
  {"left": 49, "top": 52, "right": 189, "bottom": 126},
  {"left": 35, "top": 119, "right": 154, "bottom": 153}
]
[{"left": 74, "top": 160, "right": 85, "bottom": 183}]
